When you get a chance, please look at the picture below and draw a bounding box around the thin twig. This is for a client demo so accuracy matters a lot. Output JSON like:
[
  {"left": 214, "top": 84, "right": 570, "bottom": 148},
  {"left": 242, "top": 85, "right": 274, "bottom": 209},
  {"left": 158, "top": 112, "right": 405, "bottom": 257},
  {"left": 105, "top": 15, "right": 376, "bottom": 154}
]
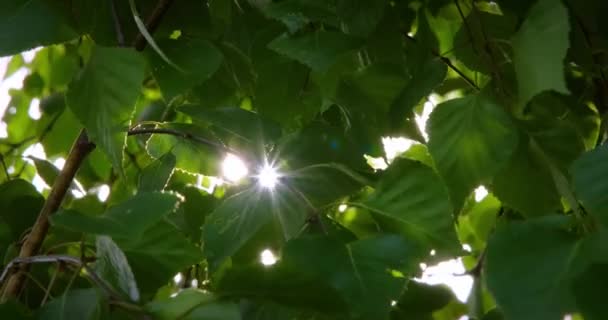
[
  {"left": 109, "top": 0, "right": 126, "bottom": 46},
  {"left": 132, "top": 0, "right": 175, "bottom": 51},
  {"left": 40, "top": 263, "right": 61, "bottom": 306},
  {"left": 1, "top": 130, "right": 95, "bottom": 302},
  {"left": 403, "top": 34, "right": 480, "bottom": 91},
  {"left": 127, "top": 127, "right": 245, "bottom": 160}
]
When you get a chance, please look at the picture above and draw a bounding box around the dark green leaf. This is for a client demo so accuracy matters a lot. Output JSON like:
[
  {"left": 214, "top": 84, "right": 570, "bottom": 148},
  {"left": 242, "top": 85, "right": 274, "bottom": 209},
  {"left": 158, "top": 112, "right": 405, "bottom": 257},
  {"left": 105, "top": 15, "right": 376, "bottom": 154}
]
[
  {"left": 50, "top": 192, "right": 181, "bottom": 239},
  {"left": 66, "top": 45, "right": 145, "bottom": 173},
  {"left": 145, "top": 289, "right": 240, "bottom": 320},
  {"left": 145, "top": 123, "right": 222, "bottom": 175},
  {"left": 117, "top": 221, "right": 204, "bottom": 298},
  {"left": 572, "top": 263, "right": 608, "bottom": 320},
  {"left": 0, "top": 0, "right": 77, "bottom": 57},
  {"left": 485, "top": 217, "right": 608, "bottom": 320},
  {"left": 268, "top": 31, "right": 363, "bottom": 71},
  {"left": 363, "top": 158, "right": 458, "bottom": 254},
  {"left": 0, "top": 180, "right": 44, "bottom": 257},
  {"left": 337, "top": 0, "right": 386, "bottom": 36},
  {"left": 138, "top": 153, "right": 176, "bottom": 192},
  {"left": 179, "top": 105, "right": 282, "bottom": 143},
  {"left": 393, "top": 282, "right": 458, "bottom": 319},
  {"left": 203, "top": 187, "right": 308, "bottom": 269},
  {"left": 428, "top": 94, "right": 518, "bottom": 210},
  {"left": 149, "top": 38, "right": 223, "bottom": 102},
  {"left": 571, "top": 145, "right": 608, "bottom": 224},
  {"left": 95, "top": 236, "right": 140, "bottom": 302},
  {"left": 512, "top": 0, "right": 570, "bottom": 106},
  {"left": 36, "top": 289, "right": 102, "bottom": 320}
]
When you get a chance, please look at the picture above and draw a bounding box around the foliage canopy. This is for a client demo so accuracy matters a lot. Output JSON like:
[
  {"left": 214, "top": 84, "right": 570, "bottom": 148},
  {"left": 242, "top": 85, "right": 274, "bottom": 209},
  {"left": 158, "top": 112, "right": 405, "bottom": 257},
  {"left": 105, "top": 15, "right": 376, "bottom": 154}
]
[{"left": 1, "top": 0, "right": 607, "bottom": 319}]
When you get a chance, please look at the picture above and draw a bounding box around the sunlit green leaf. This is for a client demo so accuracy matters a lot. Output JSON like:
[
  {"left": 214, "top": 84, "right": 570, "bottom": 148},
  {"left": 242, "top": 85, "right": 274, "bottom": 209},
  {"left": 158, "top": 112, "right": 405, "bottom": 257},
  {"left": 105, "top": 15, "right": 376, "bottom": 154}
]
[
  {"left": 428, "top": 93, "right": 518, "bottom": 210},
  {"left": 66, "top": 45, "right": 145, "bottom": 173}
]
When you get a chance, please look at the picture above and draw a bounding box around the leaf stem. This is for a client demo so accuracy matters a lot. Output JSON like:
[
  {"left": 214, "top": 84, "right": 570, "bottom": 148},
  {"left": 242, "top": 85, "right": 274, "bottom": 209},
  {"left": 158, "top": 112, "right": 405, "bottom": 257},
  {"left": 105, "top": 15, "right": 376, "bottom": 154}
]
[{"left": 403, "top": 33, "right": 480, "bottom": 91}]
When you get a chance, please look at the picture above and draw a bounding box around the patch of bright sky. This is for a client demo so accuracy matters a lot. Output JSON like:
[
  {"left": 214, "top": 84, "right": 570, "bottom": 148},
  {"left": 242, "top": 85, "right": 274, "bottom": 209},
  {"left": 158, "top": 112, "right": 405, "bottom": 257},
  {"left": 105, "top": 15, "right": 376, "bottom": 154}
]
[{"left": 416, "top": 258, "right": 474, "bottom": 302}]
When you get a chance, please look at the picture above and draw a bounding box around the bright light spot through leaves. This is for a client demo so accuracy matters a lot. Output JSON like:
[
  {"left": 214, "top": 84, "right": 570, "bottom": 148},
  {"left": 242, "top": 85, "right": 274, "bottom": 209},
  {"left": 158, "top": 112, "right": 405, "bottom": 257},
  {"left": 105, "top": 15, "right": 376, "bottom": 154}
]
[
  {"left": 257, "top": 164, "right": 279, "bottom": 189},
  {"left": 260, "top": 249, "right": 278, "bottom": 266},
  {"left": 221, "top": 153, "right": 248, "bottom": 182},
  {"left": 474, "top": 185, "right": 489, "bottom": 202}
]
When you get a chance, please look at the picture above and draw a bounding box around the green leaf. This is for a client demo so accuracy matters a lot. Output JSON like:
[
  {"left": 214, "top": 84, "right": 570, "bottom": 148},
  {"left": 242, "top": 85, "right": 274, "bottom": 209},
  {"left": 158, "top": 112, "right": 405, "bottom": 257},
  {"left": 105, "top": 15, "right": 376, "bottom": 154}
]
[
  {"left": 171, "top": 186, "right": 217, "bottom": 241},
  {"left": 138, "top": 153, "right": 176, "bottom": 192},
  {"left": 457, "top": 193, "right": 501, "bottom": 251},
  {"left": 36, "top": 289, "right": 102, "bottom": 320},
  {"left": 337, "top": 0, "right": 386, "bottom": 36},
  {"left": 362, "top": 158, "right": 458, "bottom": 254},
  {"left": 571, "top": 145, "right": 608, "bottom": 224},
  {"left": 512, "top": 0, "right": 570, "bottom": 106},
  {"left": 393, "top": 282, "right": 459, "bottom": 319},
  {"left": 0, "top": 180, "right": 44, "bottom": 257},
  {"left": 572, "top": 263, "right": 608, "bottom": 320},
  {"left": 428, "top": 94, "right": 518, "bottom": 210},
  {"left": 145, "top": 123, "right": 222, "bottom": 175},
  {"left": 179, "top": 105, "right": 282, "bottom": 143},
  {"left": 66, "top": 45, "right": 145, "bottom": 173},
  {"left": 0, "top": 0, "right": 77, "bottom": 57},
  {"left": 95, "top": 236, "right": 140, "bottom": 302},
  {"left": 145, "top": 289, "right": 240, "bottom": 320},
  {"left": 491, "top": 135, "right": 561, "bottom": 217},
  {"left": 50, "top": 192, "right": 181, "bottom": 240},
  {"left": 485, "top": 217, "right": 608, "bottom": 320},
  {"left": 116, "top": 221, "right": 204, "bottom": 298},
  {"left": 202, "top": 187, "right": 308, "bottom": 269},
  {"left": 149, "top": 38, "right": 223, "bottom": 102},
  {"left": 268, "top": 31, "right": 363, "bottom": 71},
  {"left": 287, "top": 164, "right": 366, "bottom": 207}
]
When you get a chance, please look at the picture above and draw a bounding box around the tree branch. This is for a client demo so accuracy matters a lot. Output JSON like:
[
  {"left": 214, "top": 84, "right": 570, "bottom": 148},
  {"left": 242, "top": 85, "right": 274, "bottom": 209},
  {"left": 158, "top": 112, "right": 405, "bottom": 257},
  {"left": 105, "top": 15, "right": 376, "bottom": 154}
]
[
  {"left": 1, "top": 254, "right": 143, "bottom": 314},
  {"left": 403, "top": 33, "right": 480, "bottom": 91},
  {"left": 132, "top": 0, "right": 175, "bottom": 51},
  {"left": 1, "top": 130, "right": 95, "bottom": 302}
]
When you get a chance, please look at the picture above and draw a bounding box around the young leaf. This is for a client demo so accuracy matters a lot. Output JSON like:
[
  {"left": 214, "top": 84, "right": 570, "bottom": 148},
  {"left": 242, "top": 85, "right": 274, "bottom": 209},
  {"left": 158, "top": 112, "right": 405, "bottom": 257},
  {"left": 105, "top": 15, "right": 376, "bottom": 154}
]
[
  {"left": 428, "top": 94, "right": 518, "bottom": 210},
  {"left": 66, "top": 46, "right": 145, "bottom": 174}
]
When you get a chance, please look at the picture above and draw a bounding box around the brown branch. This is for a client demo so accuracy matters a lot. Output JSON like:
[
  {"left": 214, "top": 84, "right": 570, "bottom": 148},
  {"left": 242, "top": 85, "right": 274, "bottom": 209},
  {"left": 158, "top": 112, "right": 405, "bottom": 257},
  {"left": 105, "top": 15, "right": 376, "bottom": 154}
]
[
  {"left": 403, "top": 34, "right": 480, "bottom": 91},
  {"left": 132, "top": 0, "right": 175, "bottom": 51},
  {"left": 1, "top": 130, "right": 95, "bottom": 302}
]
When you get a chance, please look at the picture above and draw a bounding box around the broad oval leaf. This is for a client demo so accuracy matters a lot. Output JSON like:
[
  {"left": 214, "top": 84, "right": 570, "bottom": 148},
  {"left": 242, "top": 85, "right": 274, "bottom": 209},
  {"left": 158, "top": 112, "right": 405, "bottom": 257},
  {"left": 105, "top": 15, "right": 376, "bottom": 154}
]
[
  {"left": 571, "top": 145, "right": 608, "bottom": 225},
  {"left": 512, "top": 0, "right": 570, "bottom": 106},
  {"left": 202, "top": 186, "right": 308, "bottom": 270},
  {"left": 145, "top": 289, "right": 240, "bottom": 320},
  {"left": 36, "top": 289, "right": 102, "bottom": 320},
  {"left": 0, "top": 0, "right": 77, "bottom": 57},
  {"left": 50, "top": 192, "right": 181, "bottom": 240},
  {"left": 268, "top": 31, "right": 363, "bottom": 71},
  {"left": 95, "top": 236, "right": 140, "bottom": 302},
  {"left": 66, "top": 45, "right": 145, "bottom": 173},
  {"left": 363, "top": 158, "right": 458, "bottom": 254},
  {"left": 428, "top": 94, "right": 518, "bottom": 210}
]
